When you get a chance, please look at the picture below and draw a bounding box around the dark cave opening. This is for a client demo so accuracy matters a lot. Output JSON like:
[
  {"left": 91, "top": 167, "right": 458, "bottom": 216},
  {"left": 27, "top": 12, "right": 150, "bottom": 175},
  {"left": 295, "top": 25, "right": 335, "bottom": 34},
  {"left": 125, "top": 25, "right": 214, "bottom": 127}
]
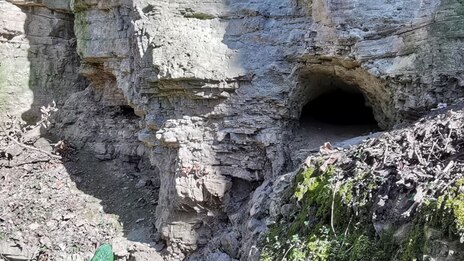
[
  {"left": 290, "top": 72, "right": 382, "bottom": 163},
  {"left": 118, "top": 105, "right": 136, "bottom": 116},
  {"left": 300, "top": 89, "right": 378, "bottom": 126}
]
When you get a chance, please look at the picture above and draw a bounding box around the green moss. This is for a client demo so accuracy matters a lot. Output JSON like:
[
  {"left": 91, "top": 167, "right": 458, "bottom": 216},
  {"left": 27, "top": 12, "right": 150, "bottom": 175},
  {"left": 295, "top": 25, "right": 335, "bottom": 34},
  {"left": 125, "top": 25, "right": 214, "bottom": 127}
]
[
  {"left": 339, "top": 181, "right": 354, "bottom": 205},
  {"left": 336, "top": 231, "right": 395, "bottom": 261},
  {"left": 294, "top": 166, "right": 335, "bottom": 219},
  {"left": 261, "top": 161, "right": 464, "bottom": 260},
  {"left": 307, "top": 236, "right": 332, "bottom": 260},
  {"left": 72, "top": 0, "right": 91, "bottom": 13},
  {"left": 262, "top": 138, "right": 464, "bottom": 261},
  {"left": 396, "top": 179, "right": 464, "bottom": 260},
  {"left": 288, "top": 249, "right": 307, "bottom": 261},
  {"left": 183, "top": 12, "right": 216, "bottom": 20},
  {"left": 288, "top": 206, "right": 310, "bottom": 236},
  {"left": 74, "top": 12, "right": 90, "bottom": 57},
  {"left": 401, "top": 221, "right": 426, "bottom": 261},
  {"left": 294, "top": 167, "right": 316, "bottom": 200},
  {"left": 261, "top": 165, "right": 336, "bottom": 260},
  {"left": 348, "top": 234, "right": 371, "bottom": 260},
  {"left": 433, "top": 178, "right": 464, "bottom": 241},
  {"left": 261, "top": 160, "right": 403, "bottom": 261},
  {"left": 262, "top": 164, "right": 370, "bottom": 260},
  {"left": 445, "top": 195, "right": 464, "bottom": 236}
]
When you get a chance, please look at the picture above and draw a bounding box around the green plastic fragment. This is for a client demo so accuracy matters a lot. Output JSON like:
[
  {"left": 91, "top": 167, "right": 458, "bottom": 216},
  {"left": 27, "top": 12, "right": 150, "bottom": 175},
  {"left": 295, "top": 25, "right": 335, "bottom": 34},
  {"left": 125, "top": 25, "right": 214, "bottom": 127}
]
[{"left": 90, "top": 244, "right": 114, "bottom": 261}]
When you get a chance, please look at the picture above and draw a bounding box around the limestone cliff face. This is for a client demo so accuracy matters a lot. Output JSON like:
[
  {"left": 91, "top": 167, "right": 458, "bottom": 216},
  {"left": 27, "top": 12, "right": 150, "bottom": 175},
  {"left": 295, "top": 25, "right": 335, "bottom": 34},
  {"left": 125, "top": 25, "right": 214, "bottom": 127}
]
[
  {"left": 0, "top": 0, "right": 85, "bottom": 123},
  {"left": 1, "top": 0, "right": 464, "bottom": 260}
]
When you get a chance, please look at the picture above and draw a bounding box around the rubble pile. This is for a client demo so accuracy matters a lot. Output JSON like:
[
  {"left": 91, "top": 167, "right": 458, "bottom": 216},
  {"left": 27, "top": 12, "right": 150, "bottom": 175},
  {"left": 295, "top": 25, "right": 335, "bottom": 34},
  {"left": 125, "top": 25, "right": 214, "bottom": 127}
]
[{"left": 261, "top": 106, "right": 464, "bottom": 261}]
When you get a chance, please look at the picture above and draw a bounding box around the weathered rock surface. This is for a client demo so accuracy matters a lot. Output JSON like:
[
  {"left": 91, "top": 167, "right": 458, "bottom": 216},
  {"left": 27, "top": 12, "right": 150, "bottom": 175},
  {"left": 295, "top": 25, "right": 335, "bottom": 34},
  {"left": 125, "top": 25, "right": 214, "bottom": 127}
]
[
  {"left": 1, "top": 0, "right": 464, "bottom": 260},
  {"left": 0, "top": 0, "right": 85, "bottom": 123}
]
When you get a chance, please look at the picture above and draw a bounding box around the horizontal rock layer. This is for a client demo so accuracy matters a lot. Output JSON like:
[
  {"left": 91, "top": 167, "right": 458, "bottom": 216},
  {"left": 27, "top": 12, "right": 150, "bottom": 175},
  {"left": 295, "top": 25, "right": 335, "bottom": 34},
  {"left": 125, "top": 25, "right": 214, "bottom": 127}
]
[{"left": 1, "top": 0, "right": 463, "bottom": 260}]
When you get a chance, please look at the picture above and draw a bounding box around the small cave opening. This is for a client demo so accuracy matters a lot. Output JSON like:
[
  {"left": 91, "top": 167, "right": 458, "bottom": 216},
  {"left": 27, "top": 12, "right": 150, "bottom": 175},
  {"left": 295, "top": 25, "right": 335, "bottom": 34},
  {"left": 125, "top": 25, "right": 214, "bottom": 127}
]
[
  {"left": 300, "top": 89, "right": 378, "bottom": 126},
  {"left": 290, "top": 72, "right": 382, "bottom": 163},
  {"left": 117, "top": 105, "right": 137, "bottom": 117}
]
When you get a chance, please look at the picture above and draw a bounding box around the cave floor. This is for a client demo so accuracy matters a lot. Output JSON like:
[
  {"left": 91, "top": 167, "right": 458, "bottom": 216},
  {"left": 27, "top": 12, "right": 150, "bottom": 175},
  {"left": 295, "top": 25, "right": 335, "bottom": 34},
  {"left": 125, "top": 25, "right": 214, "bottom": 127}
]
[{"left": 289, "top": 116, "right": 380, "bottom": 164}]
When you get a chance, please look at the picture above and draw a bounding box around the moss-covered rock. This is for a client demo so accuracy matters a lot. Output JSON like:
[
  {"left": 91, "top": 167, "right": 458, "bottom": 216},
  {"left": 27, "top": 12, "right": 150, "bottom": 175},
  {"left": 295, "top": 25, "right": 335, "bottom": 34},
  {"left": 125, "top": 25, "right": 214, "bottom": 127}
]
[
  {"left": 261, "top": 109, "right": 464, "bottom": 260},
  {"left": 262, "top": 160, "right": 464, "bottom": 260},
  {"left": 71, "top": 0, "right": 91, "bottom": 13},
  {"left": 74, "top": 12, "right": 89, "bottom": 58},
  {"left": 261, "top": 161, "right": 391, "bottom": 261}
]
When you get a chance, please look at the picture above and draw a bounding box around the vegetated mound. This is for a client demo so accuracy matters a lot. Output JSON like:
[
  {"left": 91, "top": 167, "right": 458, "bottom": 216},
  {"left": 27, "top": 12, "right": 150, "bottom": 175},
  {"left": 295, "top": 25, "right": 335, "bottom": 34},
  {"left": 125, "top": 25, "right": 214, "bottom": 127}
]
[{"left": 262, "top": 105, "right": 464, "bottom": 260}]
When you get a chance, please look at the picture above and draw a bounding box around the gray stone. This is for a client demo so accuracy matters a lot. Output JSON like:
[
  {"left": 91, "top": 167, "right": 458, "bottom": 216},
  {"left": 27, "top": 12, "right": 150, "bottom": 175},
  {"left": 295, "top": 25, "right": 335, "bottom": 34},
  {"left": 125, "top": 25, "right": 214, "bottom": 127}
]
[
  {"left": 220, "top": 232, "right": 240, "bottom": 258},
  {"left": 129, "top": 251, "right": 163, "bottom": 261},
  {"left": 1, "top": 0, "right": 464, "bottom": 259},
  {"left": 204, "top": 252, "right": 233, "bottom": 261},
  {"left": 93, "top": 142, "right": 107, "bottom": 155}
]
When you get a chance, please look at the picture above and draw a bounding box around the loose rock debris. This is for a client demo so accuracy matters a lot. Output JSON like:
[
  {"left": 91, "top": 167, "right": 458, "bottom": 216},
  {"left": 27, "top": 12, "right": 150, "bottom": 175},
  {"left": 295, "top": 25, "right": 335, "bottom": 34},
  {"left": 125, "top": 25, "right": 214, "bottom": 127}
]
[
  {"left": 321, "top": 108, "right": 464, "bottom": 224},
  {"left": 261, "top": 106, "right": 464, "bottom": 260},
  {"left": 0, "top": 118, "right": 163, "bottom": 261}
]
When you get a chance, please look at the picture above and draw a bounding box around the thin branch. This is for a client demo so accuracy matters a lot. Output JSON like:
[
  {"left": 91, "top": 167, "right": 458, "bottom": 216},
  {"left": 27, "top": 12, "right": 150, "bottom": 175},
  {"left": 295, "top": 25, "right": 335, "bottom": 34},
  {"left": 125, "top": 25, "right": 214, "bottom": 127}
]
[
  {"left": 344, "top": 216, "right": 353, "bottom": 237},
  {"left": 331, "top": 183, "right": 339, "bottom": 237},
  {"left": 427, "top": 139, "right": 438, "bottom": 162},
  {"left": 0, "top": 125, "right": 61, "bottom": 160},
  {"left": 12, "top": 159, "right": 51, "bottom": 167},
  {"left": 281, "top": 244, "right": 295, "bottom": 261},
  {"left": 414, "top": 145, "right": 425, "bottom": 165},
  {"left": 382, "top": 144, "right": 389, "bottom": 164},
  {"left": 443, "top": 128, "right": 453, "bottom": 151},
  {"left": 339, "top": 216, "right": 353, "bottom": 255}
]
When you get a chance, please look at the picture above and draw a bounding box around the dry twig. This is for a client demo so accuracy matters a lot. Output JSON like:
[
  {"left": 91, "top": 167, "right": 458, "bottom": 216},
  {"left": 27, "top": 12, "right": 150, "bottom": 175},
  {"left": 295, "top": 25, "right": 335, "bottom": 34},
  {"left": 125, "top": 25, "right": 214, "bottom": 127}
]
[{"left": 0, "top": 124, "right": 61, "bottom": 160}]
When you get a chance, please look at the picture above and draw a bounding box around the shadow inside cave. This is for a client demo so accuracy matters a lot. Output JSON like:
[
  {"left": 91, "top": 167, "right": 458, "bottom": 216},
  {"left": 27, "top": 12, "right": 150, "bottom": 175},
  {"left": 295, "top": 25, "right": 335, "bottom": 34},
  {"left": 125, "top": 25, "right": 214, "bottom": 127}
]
[{"left": 288, "top": 71, "right": 381, "bottom": 164}]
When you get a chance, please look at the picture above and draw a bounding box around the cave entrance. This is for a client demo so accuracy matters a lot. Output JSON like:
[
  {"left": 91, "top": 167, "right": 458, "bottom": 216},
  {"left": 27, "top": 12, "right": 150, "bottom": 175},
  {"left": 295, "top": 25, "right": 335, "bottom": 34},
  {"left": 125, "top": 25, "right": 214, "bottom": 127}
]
[
  {"left": 290, "top": 72, "right": 381, "bottom": 162},
  {"left": 300, "top": 89, "right": 378, "bottom": 126}
]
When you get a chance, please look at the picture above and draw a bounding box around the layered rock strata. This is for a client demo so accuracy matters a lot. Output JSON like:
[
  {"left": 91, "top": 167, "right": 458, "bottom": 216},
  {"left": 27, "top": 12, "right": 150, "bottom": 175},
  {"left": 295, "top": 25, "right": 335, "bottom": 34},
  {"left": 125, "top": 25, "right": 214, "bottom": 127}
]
[
  {"left": 0, "top": 0, "right": 85, "bottom": 123},
  {"left": 1, "top": 0, "right": 464, "bottom": 260}
]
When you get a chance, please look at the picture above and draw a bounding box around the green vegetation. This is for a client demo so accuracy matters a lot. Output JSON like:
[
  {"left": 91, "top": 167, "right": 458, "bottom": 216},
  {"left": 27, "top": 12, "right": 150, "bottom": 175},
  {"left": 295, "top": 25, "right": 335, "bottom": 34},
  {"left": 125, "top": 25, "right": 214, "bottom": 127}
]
[
  {"left": 72, "top": 0, "right": 91, "bottom": 13},
  {"left": 445, "top": 178, "right": 464, "bottom": 238},
  {"left": 400, "top": 220, "right": 426, "bottom": 261},
  {"left": 74, "top": 12, "right": 90, "bottom": 57},
  {"left": 429, "top": 178, "right": 464, "bottom": 242},
  {"left": 398, "top": 179, "right": 464, "bottom": 261},
  {"left": 261, "top": 162, "right": 464, "bottom": 260},
  {"left": 261, "top": 164, "right": 388, "bottom": 261}
]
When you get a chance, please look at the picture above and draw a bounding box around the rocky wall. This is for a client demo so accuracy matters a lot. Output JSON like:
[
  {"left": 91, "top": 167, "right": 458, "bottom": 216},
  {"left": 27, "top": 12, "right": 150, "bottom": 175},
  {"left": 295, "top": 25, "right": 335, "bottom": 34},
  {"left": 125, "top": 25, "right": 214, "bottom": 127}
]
[
  {"left": 0, "top": 1, "right": 29, "bottom": 119},
  {"left": 63, "top": 0, "right": 464, "bottom": 259},
  {"left": 2, "top": 0, "right": 464, "bottom": 260},
  {"left": 148, "top": 1, "right": 463, "bottom": 259},
  {"left": 0, "top": 0, "right": 85, "bottom": 123}
]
